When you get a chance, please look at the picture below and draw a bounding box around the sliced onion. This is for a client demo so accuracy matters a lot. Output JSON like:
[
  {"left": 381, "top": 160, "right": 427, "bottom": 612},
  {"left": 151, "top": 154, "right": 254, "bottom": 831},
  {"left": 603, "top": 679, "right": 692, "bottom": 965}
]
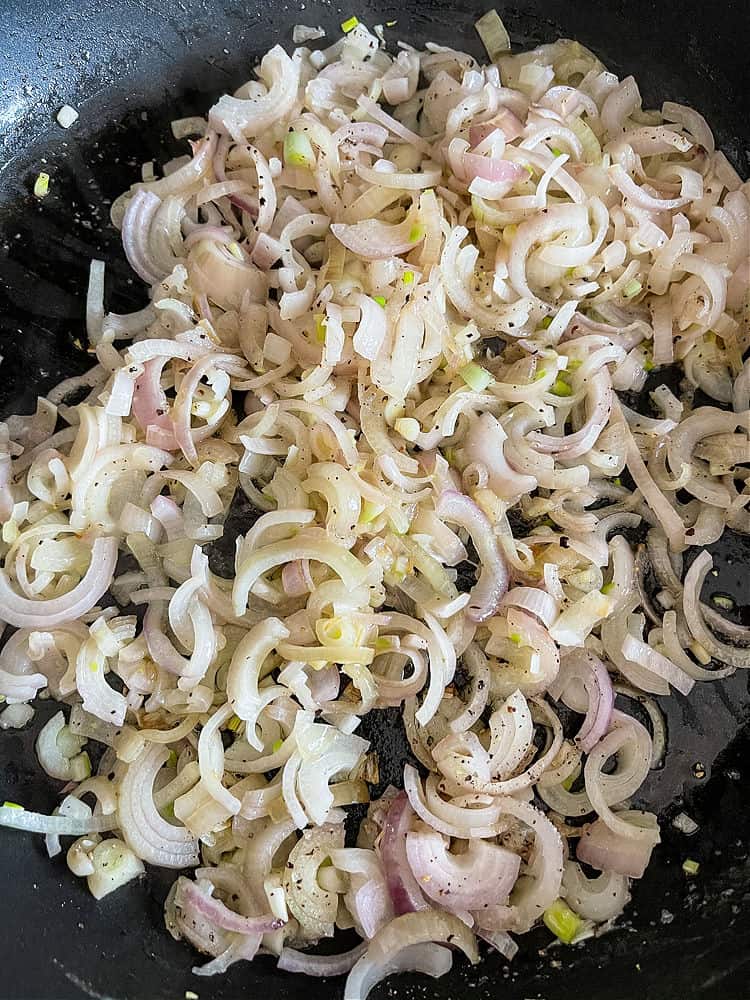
[
  {"left": 530, "top": 370, "right": 612, "bottom": 459},
  {"left": 119, "top": 744, "right": 199, "bottom": 868},
  {"left": 121, "top": 190, "right": 163, "bottom": 285},
  {"left": 283, "top": 824, "right": 344, "bottom": 940},
  {"left": 435, "top": 490, "right": 509, "bottom": 621},
  {"left": 330, "top": 847, "right": 394, "bottom": 939},
  {"left": 460, "top": 412, "right": 537, "bottom": 500},
  {"left": 548, "top": 649, "right": 614, "bottom": 752},
  {"left": 379, "top": 790, "right": 430, "bottom": 915},
  {"left": 621, "top": 634, "right": 694, "bottom": 696},
  {"left": 331, "top": 216, "right": 424, "bottom": 260},
  {"left": 460, "top": 152, "right": 525, "bottom": 187},
  {"left": 500, "top": 587, "right": 558, "bottom": 629},
  {"left": 0, "top": 805, "right": 115, "bottom": 836},
  {"left": 577, "top": 812, "right": 658, "bottom": 878},
  {"left": 0, "top": 537, "right": 118, "bottom": 628},
  {"left": 562, "top": 861, "right": 630, "bottom": 921},
  {"left": 367, "top": 910, "right": 478, "bottom": 966},
  {"left": 405, "top": 829, "right": 520, "bottom": 913},
  {"left": 498, "top": 796, "right": 564, "bottom": 932},
  {"left": 404, "top": 767, "right": 502, "bottom": 839},
  {"left": 278, "top": 942, "right": 367, "bottom": 977},
  {"left": 583, "top": 719, "right": 659, "bottom": 849},
  {"left": 617, "top": 403, "right": 686, "bottom": 551},
  {"left": 609, "top": 164, "right": 688, "bottom": 211},
  {"left": 487, "top": 690, "right": 533, "bottom": 779},
  {"left": 209, "top": 46, "right": 300, "bottom": 138},
  {"left": 450, "top": 642, "right": 490, "bottom": 732},
  {"left": 682, "top": 551, "right": 750, "bottom": 668},
  {"left": 344, "top": 941, "right": 453, "bottom": 1000},
  {"left": 175, "top": 876, "right": 282, "bottom": 934}
]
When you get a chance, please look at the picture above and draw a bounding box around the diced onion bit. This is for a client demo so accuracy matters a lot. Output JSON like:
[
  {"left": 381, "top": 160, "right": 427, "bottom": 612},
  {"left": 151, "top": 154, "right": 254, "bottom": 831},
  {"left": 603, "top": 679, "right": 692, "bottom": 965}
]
[
  {"left": 86, "top": 838, "right": 145, "bottom": 899},
  {"left": 292, "top": 25, "right": 326, "bottom": 44},
  {"left": 475, "top": 10, "right": 512, "bottom": 60},
  {"left": 56, "top": 104, "right": 79, "bottom": 128},
  {"left": 395, "top": 417, "right": 420, "bottom": 442},
  {"left": 1, "top": 17, "right": 745, "bottom": 994},
  {"left": 283, "top": 131, "right": 316, "bottom": 169},
  {"left": 459, "top": 362, "right": 494, "bottom": 392},
  {"left": 672, "top": 812, "right": 699, "bottom": 835}
]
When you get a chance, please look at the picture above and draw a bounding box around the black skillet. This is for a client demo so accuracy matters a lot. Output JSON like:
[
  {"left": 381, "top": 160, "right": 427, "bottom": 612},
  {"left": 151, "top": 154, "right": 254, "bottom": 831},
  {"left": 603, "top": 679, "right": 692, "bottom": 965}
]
[{"left": 1, "top": 1, "right": 749, "bottom": 997}]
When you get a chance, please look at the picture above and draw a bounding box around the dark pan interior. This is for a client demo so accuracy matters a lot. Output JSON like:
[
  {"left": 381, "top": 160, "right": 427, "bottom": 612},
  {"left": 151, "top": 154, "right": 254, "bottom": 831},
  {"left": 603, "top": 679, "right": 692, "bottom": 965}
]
[{"left": 1, "top": 1, "right": 749, "bottom": 998}]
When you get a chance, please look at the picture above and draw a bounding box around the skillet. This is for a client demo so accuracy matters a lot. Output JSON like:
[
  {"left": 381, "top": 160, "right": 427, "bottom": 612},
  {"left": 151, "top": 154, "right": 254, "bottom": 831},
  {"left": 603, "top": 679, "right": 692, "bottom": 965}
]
[{"left": 1, "top": 1, "right": 749, "bottom": 997}]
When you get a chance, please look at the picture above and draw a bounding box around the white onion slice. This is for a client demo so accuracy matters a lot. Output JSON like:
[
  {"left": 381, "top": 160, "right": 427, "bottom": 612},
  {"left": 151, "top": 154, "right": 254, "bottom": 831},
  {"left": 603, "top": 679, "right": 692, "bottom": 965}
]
[
  {"left": 0, "top": 537, "right": 118, "bottom": 628},
  {"left": 344, "top": 942, "right": 453, "bottom": 1000}
]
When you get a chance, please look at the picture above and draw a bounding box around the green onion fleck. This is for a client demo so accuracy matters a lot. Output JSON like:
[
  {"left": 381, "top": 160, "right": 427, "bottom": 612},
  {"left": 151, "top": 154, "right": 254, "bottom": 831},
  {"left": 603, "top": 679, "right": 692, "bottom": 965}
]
[
  {"left": 272, "top": 738, "right": 284, "bottom": 754},
  {"left": 459, "top": 362, "right": 494, "bottom": 392},
  {"left": 167, "top": 750, "right": 178, "bottom": 767},
  {"left": 314, "top": 313, "right": 327, "bottom": 343},
  {"left": 540, "top": 316, "right": 553, "bottom": 329},
  {"left": 623, "top": 278, "right": 643, "bottom": 299},
  {"left": 341, "top": 15, "right": 359, "bottom": 33},
  {"left": 711, "top": 593, "right": 735, "bottom": 611},
  {"left": 643, "top": 357, "right": 655, "bottom": 372},
  {"left": 601, "top": 581, "right": 615, "bottom": 595},
  {"left": 470, "top": 196, "right": 485, "bottom": 223},
  {"left": 408, "top": 224, "right": 424, "bottom": 243},
  {"left": 34, "top": 172, "right": 50, "bottom": 198},
  {"left": 386, "top": 20, "right": 397, "bottom": 27},
  {"left": 550, "top": 376, "right": 573, "bottom": 397},
  {"left": 509, "top": 633, "right": 521, "bottom": 645},
  {"left": 551, "top": 147, "right": 563, "bottom": 157},
  {"left": 403, "top": 270, "right": 415, "bottom": 285},
  {"left": 682, "top": 858, "right": 700, "bottom": 876},
  {"left": 567, "top": 358, "right": 582, "bottom": 371},
  {"left": 71, "top": 751, "right": 91, "bottom": 782},
  {"left": 360, "top": 499, "right": 386, "bottom": 524},
  {"left": 613, "top": 476, "right": 622, "bottom": 487},
  {"left": 2, "top": 802, "right": 23, "bottom": 810},
  {"left": 543, "top": 899, "right": 584, "bottom": 944},
  {"left": 226, "top": 714, "right": 242, "bottom": 733},
  {"left": 373, "top": 295, "right": 386, "bottom": 307},
  {"left": 284, "top": 131, "right": 316, "bottom": 169}
]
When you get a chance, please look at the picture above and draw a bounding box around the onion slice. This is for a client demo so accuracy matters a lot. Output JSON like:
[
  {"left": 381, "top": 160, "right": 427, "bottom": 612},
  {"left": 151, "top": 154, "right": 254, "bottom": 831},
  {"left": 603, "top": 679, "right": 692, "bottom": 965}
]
[
  {"left": 435, "top": 490, "right": 509, "bottom": 621},
  {"left": 0, "top": 537, "right": 118, "bottom": 628}
]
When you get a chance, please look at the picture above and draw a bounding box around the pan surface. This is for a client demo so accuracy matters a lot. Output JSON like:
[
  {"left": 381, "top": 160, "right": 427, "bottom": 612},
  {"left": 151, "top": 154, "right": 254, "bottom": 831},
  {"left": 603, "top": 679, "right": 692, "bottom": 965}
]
[{"left": 1, "top": 2, "right": 749, "bottom": 998}]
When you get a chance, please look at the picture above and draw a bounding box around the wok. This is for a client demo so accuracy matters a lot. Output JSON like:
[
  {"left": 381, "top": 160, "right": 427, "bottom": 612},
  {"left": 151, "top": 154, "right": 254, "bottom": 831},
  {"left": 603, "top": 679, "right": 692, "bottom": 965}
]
[{"left": 1, "top": 1, "right": 749, "bottom": 997}]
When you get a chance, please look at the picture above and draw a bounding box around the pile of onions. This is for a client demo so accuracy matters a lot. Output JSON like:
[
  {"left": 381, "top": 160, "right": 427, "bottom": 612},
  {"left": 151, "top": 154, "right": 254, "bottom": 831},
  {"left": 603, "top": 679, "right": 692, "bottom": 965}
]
[{"left": 1, "top": 13, "right": 747, "bottom": 997}]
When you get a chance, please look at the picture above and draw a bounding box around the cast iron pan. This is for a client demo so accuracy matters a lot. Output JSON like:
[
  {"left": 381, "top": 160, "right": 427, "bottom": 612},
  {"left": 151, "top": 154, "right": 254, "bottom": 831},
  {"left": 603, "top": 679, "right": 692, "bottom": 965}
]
[{"left": 1, "top": 1, "right": 749, "bottom": 998}]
